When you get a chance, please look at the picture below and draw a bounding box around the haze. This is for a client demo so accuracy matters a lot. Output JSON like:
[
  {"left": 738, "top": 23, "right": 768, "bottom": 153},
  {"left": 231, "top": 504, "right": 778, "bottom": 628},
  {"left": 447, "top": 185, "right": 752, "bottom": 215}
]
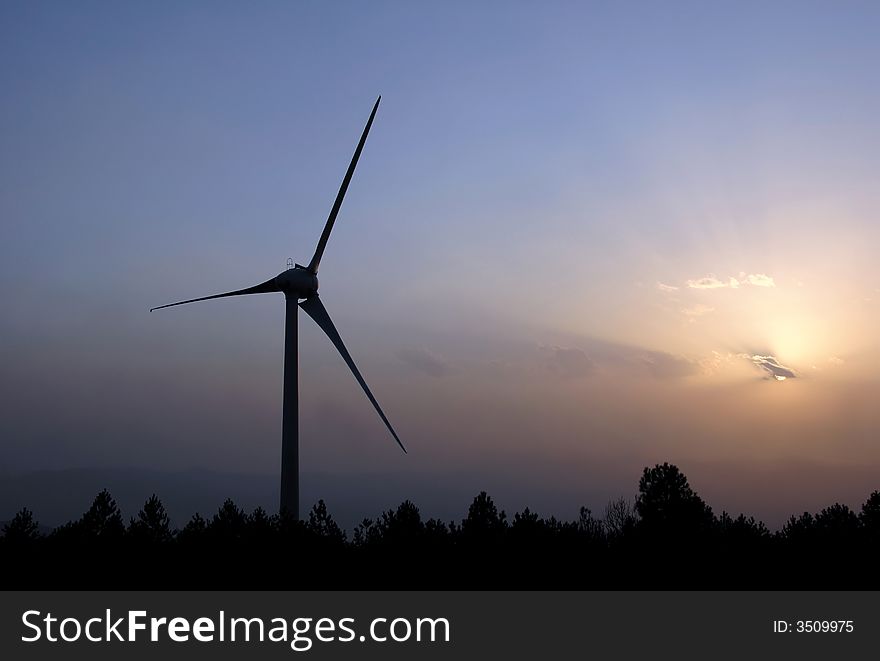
[{"left": 2, "top": 2, "right": 879, "bottom": 529}]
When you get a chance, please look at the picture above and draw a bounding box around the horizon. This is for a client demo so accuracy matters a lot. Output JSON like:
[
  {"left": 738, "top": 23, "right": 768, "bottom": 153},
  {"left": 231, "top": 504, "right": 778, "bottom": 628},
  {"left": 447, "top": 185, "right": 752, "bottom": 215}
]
[
  {"left": 3, "top": 461, "right": 878, "bottom": 534},
  {"left": 2, "top": 2, "right": 879, "bottom": 529}
]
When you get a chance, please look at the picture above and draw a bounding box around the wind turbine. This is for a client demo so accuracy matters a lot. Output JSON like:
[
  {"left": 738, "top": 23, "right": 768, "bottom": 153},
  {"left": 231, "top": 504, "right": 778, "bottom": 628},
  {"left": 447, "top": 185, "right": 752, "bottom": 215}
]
[{"left": 151, "top": 96, "right": 406, "bottom": 518}]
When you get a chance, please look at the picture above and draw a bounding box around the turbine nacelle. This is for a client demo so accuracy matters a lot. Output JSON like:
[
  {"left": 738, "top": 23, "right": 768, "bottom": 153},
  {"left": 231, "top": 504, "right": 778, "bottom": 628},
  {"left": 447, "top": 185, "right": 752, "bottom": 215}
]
[{"left": 275, "top": 266, "right": 318, "bottom": 299}]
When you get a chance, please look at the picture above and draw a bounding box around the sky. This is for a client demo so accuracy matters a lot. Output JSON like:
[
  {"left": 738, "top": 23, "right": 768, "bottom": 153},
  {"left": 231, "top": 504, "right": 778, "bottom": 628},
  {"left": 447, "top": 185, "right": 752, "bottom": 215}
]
[{"left": 2, "top": 1, "right": 879, "bottom": 528}]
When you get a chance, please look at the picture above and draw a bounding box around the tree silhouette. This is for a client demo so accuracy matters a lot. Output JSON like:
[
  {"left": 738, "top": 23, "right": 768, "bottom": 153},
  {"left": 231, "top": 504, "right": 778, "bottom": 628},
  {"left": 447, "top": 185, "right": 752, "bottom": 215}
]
[
  {"left": 509, "top": 507, "right": 551, "bottom": 558},
  {"left": 813, "top": 503, "right": 859, "bottom": 549},
  {"left": 577, "top": 506, "right": 605, "bottom": 541},
  {"left": 56, "top": 489, "right": 125, "bottom": 541},
  {"left": 424, "top": 517, "right": 451, "bottom": 548},
  {"left": 246, "top": 506, "right": 274, "bottom": 544},
  {"left": 461, "top": 491, "right": 507, "bottom": 541},
  {"left": 636, "top": 463, "right": 714, "bottom": 538},
  {"left": 307, "top": 500, "right": 346, "bottom": 544},
  {"left": 717, "top": 512, "right": 770, "bottom": 543},
  {"left": 352, "top": 517, "right": 377, "bottom": 547},
  {"left": 128, "top": 494, "right": 173, "bottom": 544},
  {"left": 208, "top": 499, "right": 247, "bottom": 541},
  {"left": 457, "top": 491, "right": 508, "bottom": 585},
  {"left": 511, "top": 507, "right": 543, "bottom": 535},
  {"left": 178, "top": 513, "right": 207, "bottom": 541},
  {"left": 2, "top": 508, "right": 41, "bottom": 544},
  {"left": 603, "top": 497, "right": 637, "bottom": 539},
  {"left": 859, "top": 491, "right": 880, "bottom": 585},
  {"left": 861, "top": 491, "right": 880, "bottom": 541},
  {"left": 3, "top": 464, "right": 880, "bottom": 589},
  {"left": 375, "top": 500, "right": 424, "bottom": 545},
  {"left": 275, "top": 507, "right": 307, "bottom": 543},
  {"left": 781, "top": 511, "right": 815, "bottom": 541}
]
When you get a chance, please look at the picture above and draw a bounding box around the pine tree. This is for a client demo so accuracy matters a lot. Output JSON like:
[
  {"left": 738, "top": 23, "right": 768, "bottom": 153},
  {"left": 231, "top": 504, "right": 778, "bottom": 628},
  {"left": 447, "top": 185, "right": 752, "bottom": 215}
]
[
  {"left": 2, "top": 508, "right": 41, "bottom": 544},
  {"left": 128, "top": 494, "right": 173, "bottom": 544},
  {"left": 80, "top": 490, "right": 125, "bottom": 540},
  {"left": 307, "top": 500, "right": 346, "bottom": 543}
]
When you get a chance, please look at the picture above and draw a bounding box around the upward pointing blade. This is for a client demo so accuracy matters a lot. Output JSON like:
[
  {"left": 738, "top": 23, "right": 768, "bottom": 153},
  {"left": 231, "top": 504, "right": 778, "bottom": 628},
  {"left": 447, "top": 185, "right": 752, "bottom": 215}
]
[
  {"left": 299, "top": 294, "right": 407, "bottom": 454},
  {"left": 150, "top": 277, "right": 280, "bottom": 311},
  {"left": 306, "top": 96, "right": 381, "bottom": 274}
]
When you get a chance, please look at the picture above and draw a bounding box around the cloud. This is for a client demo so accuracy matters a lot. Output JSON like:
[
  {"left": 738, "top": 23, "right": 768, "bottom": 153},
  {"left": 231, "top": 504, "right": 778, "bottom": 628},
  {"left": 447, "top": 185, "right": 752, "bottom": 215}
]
[
  {"left": 681, "top": 304, "right": 714, "bottom": 318},
  {"left": 684, "top": 273, "right": 776, "bottom": 290},
  {"left": 395, "top": 347, "right": 449, "bottom": 377},
  {"left": 699, "top": 351, "right": 737, "bottom": 376},
  {"left": 742, "top": 273, "right": 775, "bottom": 287},
  {"left": 539, "top": 345, "right": 596, "bottom": 378},
  {"left": 539, "top": 339, "right": 696, "bottom": 381},
  {"left": 634, "top": 352, "right": 696, "bottom": 379},
  {"left": 656, "top": 282, "right": 679, "bottom": 292},
  {"left": 686, "top": 275, "right": 730, "bottom": 289},
  {"left": 746, "top": 354, "right": 796, "bottom": 380}
]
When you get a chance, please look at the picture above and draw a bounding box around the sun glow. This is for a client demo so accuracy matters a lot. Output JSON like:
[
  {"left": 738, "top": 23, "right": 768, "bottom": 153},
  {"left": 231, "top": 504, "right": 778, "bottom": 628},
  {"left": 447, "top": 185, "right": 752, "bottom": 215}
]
[{"left": 762, "top": 313, "right": 829, "bottom": 369}]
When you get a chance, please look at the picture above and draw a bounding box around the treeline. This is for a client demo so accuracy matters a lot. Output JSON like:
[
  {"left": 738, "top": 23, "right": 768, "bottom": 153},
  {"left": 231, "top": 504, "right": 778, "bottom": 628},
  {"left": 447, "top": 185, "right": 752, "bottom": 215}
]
[{"left": 2, "top": 463, "right": 879, "bottom": 588}]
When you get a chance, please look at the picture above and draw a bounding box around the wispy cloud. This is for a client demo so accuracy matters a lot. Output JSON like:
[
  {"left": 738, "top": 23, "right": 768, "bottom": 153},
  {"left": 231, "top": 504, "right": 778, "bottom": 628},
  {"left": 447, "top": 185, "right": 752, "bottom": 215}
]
[
  {"left": 634, "top": 352, "right": 695, "bottom": 379},
  {"left": 686, "top": 275, "right": 731, "bottom": 289},
  {"left": 684, "top": 272, "right": 776, "bottom": 290},
  {"left": 396, "top": 347, "right": 449, "bottom": 377},
  {"left": 699, "top": 351, "right": 737, "bottom": 376},
  {"left": 538, "top": 341, "right": 695, "bottom": 380},
  {"left": 656, "top": 282, "right": 679, "bottom": 292},
  {"left": 742, "top": 273, "right": 775, "bottom": 287},
  {"left": 539, "top": 345, "right": 596, "bottom": 378},
  {"left": 682, "top": 304, "right": 714, "bottom": 318}
]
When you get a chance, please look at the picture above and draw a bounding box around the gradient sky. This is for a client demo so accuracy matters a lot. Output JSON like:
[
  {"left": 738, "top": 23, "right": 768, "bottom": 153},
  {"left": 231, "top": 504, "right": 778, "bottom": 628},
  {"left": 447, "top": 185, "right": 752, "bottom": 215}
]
[{"left": 2, "top": 1, "right": 879, "bottom": 527}]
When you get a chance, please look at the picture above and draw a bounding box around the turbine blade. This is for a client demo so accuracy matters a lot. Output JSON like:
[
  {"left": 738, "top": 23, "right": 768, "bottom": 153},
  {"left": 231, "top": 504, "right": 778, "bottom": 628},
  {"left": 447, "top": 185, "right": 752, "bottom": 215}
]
[
  {"left": 306, "top": 96, "right": 381, "bottom": 274},
  {"left": 150, "top": 277, "right": 280, "bottom": 311},
  {"left": 299, "top": 294, "right": 407, "bottom": 454}
]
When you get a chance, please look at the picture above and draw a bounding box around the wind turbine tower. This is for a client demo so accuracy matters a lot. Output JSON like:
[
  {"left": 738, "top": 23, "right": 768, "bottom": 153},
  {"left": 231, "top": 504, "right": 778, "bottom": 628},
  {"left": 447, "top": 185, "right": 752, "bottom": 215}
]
[{"left": 152, "top": 97, "right": 406, "bottom": 518}]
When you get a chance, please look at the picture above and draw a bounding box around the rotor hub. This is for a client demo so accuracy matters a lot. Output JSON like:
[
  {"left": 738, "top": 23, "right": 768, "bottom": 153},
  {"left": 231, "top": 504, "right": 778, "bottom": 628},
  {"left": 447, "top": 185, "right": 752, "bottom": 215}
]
[{"left": 275, "top": 267, "right": 318, "bottom": 298}]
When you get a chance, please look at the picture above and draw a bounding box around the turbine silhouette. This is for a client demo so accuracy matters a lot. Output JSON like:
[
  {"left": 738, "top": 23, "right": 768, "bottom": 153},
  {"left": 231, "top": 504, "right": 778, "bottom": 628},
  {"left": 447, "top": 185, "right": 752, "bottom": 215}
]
[{"left": 151, "top": 96, "right": 405, "bottom": 518}]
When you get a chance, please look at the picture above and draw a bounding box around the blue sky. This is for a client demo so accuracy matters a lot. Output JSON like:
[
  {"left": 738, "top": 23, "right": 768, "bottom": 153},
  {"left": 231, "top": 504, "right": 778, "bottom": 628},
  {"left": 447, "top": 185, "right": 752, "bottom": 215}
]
[{"left": 2, "top": 2, "right": 880, "bottom": 526}]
